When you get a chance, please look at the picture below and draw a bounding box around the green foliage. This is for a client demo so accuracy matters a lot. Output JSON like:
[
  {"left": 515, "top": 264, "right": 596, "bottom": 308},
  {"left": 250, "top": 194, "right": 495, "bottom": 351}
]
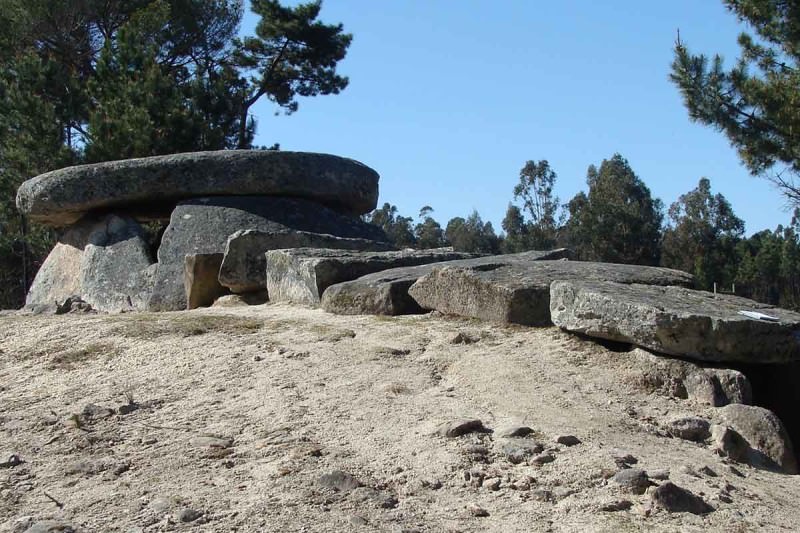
[
  {"left": 445, "top": 211, "right": 501, "bottom": 254},
  {"left": 0, "top": 0, "right": 352, "bottom": 309},
  {"left": 414, "top": 206, "right": 447, "bottom": 249},
  {"left": 364, "top": 203, "right": 416, "bottom": 248},
  {"left": 671, "top": 0, "right": 800, "bottom": 206},
  {"left": 734, "top": 215, "right": 800, "bottom": 309},
  {"left": 661, "top": 178, "right": 744, "bottom": 289},
  {"left": 502, "top": 160, "right": 563, "bottom": 251},
  {"left": 564, "top": 154, "right": 663, "bottom": 265},
  {"left": 234, "top": 0, "right": 352, "bottom": 147}
]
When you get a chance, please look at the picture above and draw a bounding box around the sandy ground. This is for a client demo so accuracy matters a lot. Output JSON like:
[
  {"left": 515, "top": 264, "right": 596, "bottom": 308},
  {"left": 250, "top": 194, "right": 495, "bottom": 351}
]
[{"left": 1, "top": 303, "right": 799, "bottom": 532}]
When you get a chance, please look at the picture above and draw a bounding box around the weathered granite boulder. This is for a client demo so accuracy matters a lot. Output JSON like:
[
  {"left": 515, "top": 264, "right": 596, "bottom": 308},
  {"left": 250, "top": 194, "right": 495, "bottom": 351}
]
[
  {"left": 266, "top": 248, "right": 479, "bottom": 306},
  {"left": 321, "top": 250, "right": 570, "bottom": 316},
  {"left": 16, "top": 150, "right": 380, "bottom": 226},
  {"left": 26, "top": 214, "right": 155, "bottom": 312},
  {"left": 716, "top": 404, "right": 798, "bottom": 474},
  {"left": 219, "top": 229, "right": 395, "bottom": 293},
  {"left": 684, "top": 369, "right": 753, "bottom": 407},
  {"left": 549, "top": 280, "right": 800, "bottom": 363},
  {"left": 185, "top": 253, "right": 228, "bottom": 309},
  {"left": 408, "top": 259, "right": 693, "bottom": 326},
  {"left": 147, "top": 196, "right": 387, "bottom": 312}
]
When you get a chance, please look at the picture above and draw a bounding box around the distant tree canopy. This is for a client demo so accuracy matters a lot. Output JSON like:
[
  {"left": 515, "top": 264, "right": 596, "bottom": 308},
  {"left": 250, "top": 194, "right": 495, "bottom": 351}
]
[
  {"left": 661, "top": 178, "right": 744, "bottom": 290},
  {"left": 671, "top": 0, "right": 800, "bottom": 207},
  {"left": 502, "top": 160, "right": 562, "bottom": 252},
  {"left": 0, "top": 0, "right": 352, "bottom": 309},
  {"left": 564, "top": 154, "right": 663, "bottom": 265}
]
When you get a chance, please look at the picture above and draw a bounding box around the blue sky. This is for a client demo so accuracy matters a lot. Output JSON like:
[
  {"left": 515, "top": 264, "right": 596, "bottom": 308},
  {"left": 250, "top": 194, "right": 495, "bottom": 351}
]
[{"left": 241, "top": 1, "right": 790, "bottom": 236}]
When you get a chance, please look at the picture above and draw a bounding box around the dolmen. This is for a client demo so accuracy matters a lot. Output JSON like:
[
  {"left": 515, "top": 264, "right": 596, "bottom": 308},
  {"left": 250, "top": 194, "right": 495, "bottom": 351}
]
[{"left": 18, "top": 150, "right": 392, "bottom": 312}]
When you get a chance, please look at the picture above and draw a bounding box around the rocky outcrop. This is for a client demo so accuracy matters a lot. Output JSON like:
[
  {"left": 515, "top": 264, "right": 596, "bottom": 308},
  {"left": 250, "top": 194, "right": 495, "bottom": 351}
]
[
  {"left": 321, "top": 250, "right": 571, "bottom": 316},
  {"left": 184, "top": 254, "right": 228, "bottom": 310},
  {"left": 408, "top": 259, "right": 693, "bottom": 326},
  {"left": 716, "top": 404, "right": 798, "bottom": 474},
  {"left": 549, "top": 280, "right": 800, "bottom": 363},
  {"left": 147, "top": 196, "right": 386, "bottom": 312},
  {"left": 219, "top": 229, "right": 394, "bottom": 293},
  {"left": 17, "top": 150, "right": 380, "bottom": 226},
  {"left": 266, "top": 248, "right": 479, "bottom": 306},
  {"left": 26, "top": 214, "right": 155, "bottom": 313}
]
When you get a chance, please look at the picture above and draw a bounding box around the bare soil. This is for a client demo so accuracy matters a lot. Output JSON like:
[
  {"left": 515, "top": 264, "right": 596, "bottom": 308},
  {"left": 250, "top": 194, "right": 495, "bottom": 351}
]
[{"left": 1, "top": 304, "right": 798, "bottom": 532}]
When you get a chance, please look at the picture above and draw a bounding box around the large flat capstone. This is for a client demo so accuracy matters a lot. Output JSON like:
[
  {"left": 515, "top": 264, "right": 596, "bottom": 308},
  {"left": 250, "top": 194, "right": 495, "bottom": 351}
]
[
  {"left": 219, "top": 229, "right": 395, "bottom": 294},
  {"left": 147, "top": 196, "right": 387, "bottom": 312},
  {"left": 26, "top": 214, "right": 155, "bottom": 312},
  {"left": 407, "top": 259, "right": 693, "bottom": 326},
  {"left": 266, "top": 248, "right": 479, "bottom": 306},
  {"left": 321, "top": 250, "right": 571, "bottom": 316},
  {"left": 549, "top": 280, "right": 800, "bottom": 363},
  {"left": 16, "top": 150, "right": 380, "bottom": 226}
]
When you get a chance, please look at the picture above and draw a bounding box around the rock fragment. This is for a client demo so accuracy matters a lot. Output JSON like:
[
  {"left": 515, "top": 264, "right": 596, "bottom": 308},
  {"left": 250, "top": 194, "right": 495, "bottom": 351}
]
[
  {"left": 667, "top": 416, "right": 711, "bottom": 442},
  {"left": 436, "top": 419, "right": 488, "bottom": 438},
  {"left": 318, "top": 470, "right": 362, "bottom": 492},
  {"left": 649, "top": 482, "right": 714, "bottom": 514},
  {"left": 717, "top": 404, "right": 798, "bottom": 474},
  {"left": 612, "top": 468, "right": 651, "bottom": 495},
  {"left": 184, "top": 253, "right": 228, "bottom": 309}
]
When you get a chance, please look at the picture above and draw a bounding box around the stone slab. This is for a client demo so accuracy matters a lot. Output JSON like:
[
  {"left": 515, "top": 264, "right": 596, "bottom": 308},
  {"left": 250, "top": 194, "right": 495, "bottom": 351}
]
[
  {"left": 17, "top": 150, "right": 380, "bottom": 226},
  {"left": 26, "top": 214, "right": 155, "bottom": 312},
  {"left": 147, "top": 196, "right": 387, "bottom": 312},
  {"left": 321, "top": 250, "right": 571, "bottom": 316},
  {"left": 185, "top": 253, "right": 228, "bottom": 310},
  {"left": 266, "top": 248, "right": 479, "bottom": 306},
  {"left": 219, "top": 229, "right": 395, "bottom": 293},
  {"left": 549, "top": 280, "right": 800, "bottom": 363},
  {"left": 407, "top": 259, "right": 693, "bottom": 326}
]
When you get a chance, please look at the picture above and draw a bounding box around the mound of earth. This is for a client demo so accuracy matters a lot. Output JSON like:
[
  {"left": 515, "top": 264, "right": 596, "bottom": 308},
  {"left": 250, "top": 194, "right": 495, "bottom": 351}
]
[{"left": 1, "top": 306, "right": 799, "bottom": 532}]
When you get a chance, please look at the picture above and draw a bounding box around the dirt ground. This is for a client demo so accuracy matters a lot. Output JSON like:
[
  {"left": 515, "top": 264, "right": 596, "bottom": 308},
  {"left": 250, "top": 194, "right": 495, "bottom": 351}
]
[{"left": 1, "top": 303, "right": 799, "bottom": 532}]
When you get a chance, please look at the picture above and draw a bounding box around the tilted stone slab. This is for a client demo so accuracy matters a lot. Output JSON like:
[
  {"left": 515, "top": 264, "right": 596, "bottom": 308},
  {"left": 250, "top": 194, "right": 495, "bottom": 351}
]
[
  {"left": 219, "top": 229, "right": 395, "bottom": 294},
  {"left": 266, "top": 248, "right": 480, "bottom": 306},
  {"left": 407, "top": 259, "right": 693, "bottom": 326},
  {"left": 549, "top": 280, "right": 800, "bottom": 363},
  {"left": 185, "top": 253, "right": 229, "bottom": 310},
  {"left": 321, "top": 249, "right": 571, "bottom": 316},
  {"left": 147, "top": 196, "right": 387, "bottom": 312},
  {"left": 16, "top": 150, "right": 380, "bottom": 226},
  {"left": 27, "top": 214, "right": 155, "bottom": 312}
]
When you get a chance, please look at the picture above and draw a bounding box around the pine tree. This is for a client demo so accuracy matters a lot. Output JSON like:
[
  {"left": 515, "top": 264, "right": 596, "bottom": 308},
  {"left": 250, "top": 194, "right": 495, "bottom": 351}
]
[{"left": 671, "top": 0, "right": 800, "bottom": 206}]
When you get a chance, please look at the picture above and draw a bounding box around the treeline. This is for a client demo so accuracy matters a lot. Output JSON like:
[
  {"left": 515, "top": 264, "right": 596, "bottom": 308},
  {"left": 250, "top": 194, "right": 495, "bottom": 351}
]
[
  {"left": 365, "top": 153, "right": 800, "bottom": 310},
  {"left": 0, "top": 0, "right": 352, "bottom": 309}
]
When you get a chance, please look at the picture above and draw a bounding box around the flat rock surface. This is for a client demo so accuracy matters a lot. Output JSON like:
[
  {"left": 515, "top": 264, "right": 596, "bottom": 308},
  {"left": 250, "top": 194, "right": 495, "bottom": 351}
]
[
  {"left": 219, "top": 229, "right": 394, "bottom": 294},
  {"left": 267, "top": 248, "right": 479, "bottom": 306},
  {"left": 549, "top": 280, "right": 800, "bottom": 363},
  {"left": 321, "top": 249, "right": 571, "bottom": 316},
  {"left": 408, "top": 259, "right": 693, "bottom": 326},
  {"left": 16, "top": 150, "right": 380, "bottom": 226},
  {"left": 147, "top": 196, "right": 386, "bottom": 311},
  {"left": 1, "top": 307, "right": 799, "bottom": 531}
]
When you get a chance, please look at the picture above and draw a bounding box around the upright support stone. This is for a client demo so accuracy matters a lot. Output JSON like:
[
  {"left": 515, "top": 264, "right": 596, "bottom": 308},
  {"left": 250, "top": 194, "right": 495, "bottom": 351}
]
[
  {"left": 185, "top": 254, "right": 228, "bottom": 310},
  {"left": 26, "top": 214, "right": 155, "bottom": 313},
  {"left": 147, "top": 196, "right": 387, "bottom": 312}
]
